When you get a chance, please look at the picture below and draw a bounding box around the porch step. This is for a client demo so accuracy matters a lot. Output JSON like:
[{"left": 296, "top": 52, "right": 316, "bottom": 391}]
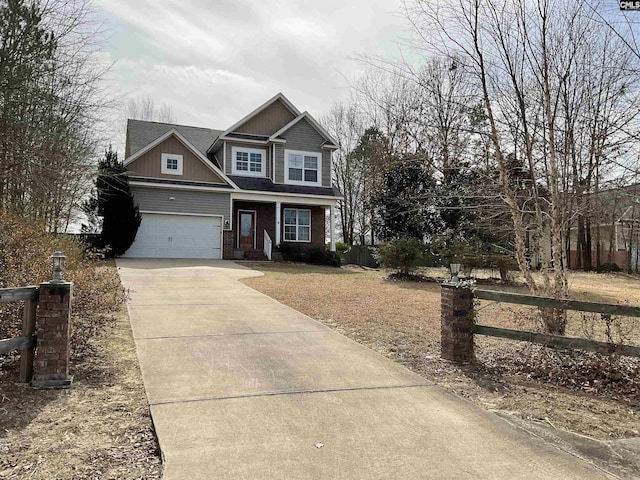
[{"left": 243, "top": 250, "right": 269, "bottom": 261}]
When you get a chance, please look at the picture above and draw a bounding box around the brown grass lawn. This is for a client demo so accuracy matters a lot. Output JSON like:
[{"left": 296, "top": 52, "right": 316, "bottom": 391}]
[
  {"left": 0, "top": 263, "right": 161, "bottom": 479},
  {"left": 241, "top": 263, "right": 640, "bottom": 441}
]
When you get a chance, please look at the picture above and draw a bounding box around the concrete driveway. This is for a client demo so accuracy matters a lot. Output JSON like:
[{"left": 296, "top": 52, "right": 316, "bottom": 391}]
[{"left": 117, "top": 259, "right": 613, "bottom": 479}]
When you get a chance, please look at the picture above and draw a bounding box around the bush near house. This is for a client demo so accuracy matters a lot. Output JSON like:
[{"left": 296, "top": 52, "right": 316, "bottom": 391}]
[
  {"left": 335, "top": 241, "right": 350, "bottom": 256},
  {"left": 278, "top": 243, "right": 341, "bottom": 266},
  {"left": 0, "top": 213, "right": 124, "bottom": 357}
]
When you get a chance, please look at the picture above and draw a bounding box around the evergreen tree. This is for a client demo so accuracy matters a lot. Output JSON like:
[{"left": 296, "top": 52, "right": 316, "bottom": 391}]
[
  {"left": 370, "top": 158, "right": 442, "bottom": 241},
  {"left": 91, "top": 146, "right": 141, "bottom": 257}
]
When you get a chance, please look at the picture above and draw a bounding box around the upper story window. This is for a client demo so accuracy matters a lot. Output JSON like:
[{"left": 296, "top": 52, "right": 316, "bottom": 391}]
[
  {"left": 232, "top": 146, "right": 265, "bottom": 177},
  {"left": 285, "top": 150, "right": 321, "bottom": 186},
  {"left": 161, "top": 153, "right": 183, "bottom": 175}
]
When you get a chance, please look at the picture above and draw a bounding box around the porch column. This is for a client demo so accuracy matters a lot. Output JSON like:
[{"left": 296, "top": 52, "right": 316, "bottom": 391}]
[
  {"left": 329, "top": 204, "right": 336, "bottom": 252},
  {"left": 275, "top": 201, "right": 281, "bottom": 246}
]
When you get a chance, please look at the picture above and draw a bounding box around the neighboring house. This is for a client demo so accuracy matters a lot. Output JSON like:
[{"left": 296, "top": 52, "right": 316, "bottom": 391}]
[
  {"left": 568, "top": 184, "right": 640, "bottom": 271},
  {"left": 121, "top": 93, "right": 341, "bottom": 260}
]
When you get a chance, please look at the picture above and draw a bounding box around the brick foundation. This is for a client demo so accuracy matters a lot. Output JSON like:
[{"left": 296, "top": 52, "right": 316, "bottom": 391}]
[
  {"left": 32, "top": 282, "right": 73, "bottom": 388},
  {"left": 223, "top": 230, "right": 234, "bottom": 259},
  {"left": 440, "top": 284, "right": 474, "bottom": 364}
]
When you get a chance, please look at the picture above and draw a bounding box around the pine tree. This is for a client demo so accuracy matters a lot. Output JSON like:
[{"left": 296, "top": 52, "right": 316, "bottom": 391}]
[{"left": 93, "top": 146, "right": 141, "bottom": 257}]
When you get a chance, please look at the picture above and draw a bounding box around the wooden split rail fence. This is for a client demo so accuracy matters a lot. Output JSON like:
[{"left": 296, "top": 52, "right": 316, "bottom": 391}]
[
  {"left": 440, "top": 283, "right": 640, "bottom": 364},
  {"left": 0, "top": 286, "right": 38, "bottom": 383},
  {"left": 0, "top": 279, "right": 73, "bottom": 387}
]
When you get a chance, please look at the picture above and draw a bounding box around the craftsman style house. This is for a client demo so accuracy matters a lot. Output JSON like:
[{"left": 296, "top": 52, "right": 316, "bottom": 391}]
[{"left": 122, "top": 93, "right": 341, "bottom": 260}]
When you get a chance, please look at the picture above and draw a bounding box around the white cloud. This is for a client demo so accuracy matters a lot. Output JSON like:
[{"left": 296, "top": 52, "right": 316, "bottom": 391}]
[{"left": 94, "top": 0, "right": 408, "bottom": 146}]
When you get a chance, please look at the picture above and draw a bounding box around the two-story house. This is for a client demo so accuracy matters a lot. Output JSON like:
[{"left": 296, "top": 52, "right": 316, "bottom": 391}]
[{"left": 121, "top": 93, "right": 341, "bottom": 260}]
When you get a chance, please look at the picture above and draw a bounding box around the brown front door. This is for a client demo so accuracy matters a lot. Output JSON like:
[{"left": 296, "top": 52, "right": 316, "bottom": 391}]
[{"left": 238, "top": 211, "right": 255, "bottom": 251}]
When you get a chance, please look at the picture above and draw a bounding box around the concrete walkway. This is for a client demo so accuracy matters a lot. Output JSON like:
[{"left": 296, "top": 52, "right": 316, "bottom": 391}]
[{"left": 117, "top": 259, "right": 614, "bottom": 479}]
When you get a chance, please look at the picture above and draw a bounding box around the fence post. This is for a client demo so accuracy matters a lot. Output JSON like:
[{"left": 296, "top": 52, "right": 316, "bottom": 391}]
[
  {"left": 440, "top": 283, "right": 474, "bottom": 364},
  {"left": 19, "top": 297, "right": 37, "bottom": 383},
  {"left": 31, "top": 281, "right": 73, "bottom": 388}
]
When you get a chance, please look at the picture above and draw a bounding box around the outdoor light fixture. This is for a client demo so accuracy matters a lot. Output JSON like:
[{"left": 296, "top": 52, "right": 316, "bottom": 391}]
[
  {"left": 51, "top": 251, "right": 66, "bottom": 283},
  {"left": 168, "top": 196, "right": 175, "bottom": 201},
  {"left": 224, "top": 220, "right": 230, "bottom": 229},
  {"left": 450, "top": 263, "right": 462, "bottom": 283}
]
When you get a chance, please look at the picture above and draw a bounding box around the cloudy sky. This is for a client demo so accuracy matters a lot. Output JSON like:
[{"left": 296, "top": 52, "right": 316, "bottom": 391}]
[{"left": 95, "top": 0, "right": 409, "bottom": 141}]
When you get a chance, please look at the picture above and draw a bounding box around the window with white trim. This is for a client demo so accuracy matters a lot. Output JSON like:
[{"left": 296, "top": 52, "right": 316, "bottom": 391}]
[
  {"left": 285, "top": 150, "right": 321, "bottom": 186},
  {"left": 161, "top": 153, "right": 183, "bottom": 175},
  {"left": 232, "top": 146, "right": 265, "bottom": 176},
  {"left": 283, "top": 208, "right": 311, "bottom": 242}
]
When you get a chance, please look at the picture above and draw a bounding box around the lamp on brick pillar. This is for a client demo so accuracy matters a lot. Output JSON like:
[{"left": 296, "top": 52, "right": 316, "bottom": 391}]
[
  {"left": 50, "top": 251, "right": 66, "bottom": 283},
  {"left": 449, "top": 263, "right": 461, "bottom": 283},
  {"left": 32, "top": 252, "right": 73, "bottom": 389}
]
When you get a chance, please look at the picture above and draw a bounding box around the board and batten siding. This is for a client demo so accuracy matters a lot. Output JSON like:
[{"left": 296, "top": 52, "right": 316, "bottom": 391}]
[
  {"left": 131, "top": 186, "right": 231, "bottom": 225},
  {"left": 126, "top": 135, "right": 226, "bottom": 184},
  {"left": 279, "top": 118, "right": 331, "bottom": 187},
  {"left": 235, "top": 99, "right": 296, "bottom": 136},
  {"left": 224, "top": 141, "right": 272, "bottom": 179}
]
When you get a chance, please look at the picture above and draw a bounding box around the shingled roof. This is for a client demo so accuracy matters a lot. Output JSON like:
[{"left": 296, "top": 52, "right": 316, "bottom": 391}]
[
  {"left": 125, "top": 119, "right": 221, "bottom": 158},
  {"left": 227, "top": 175, "right": 342, "bottom": 198}
]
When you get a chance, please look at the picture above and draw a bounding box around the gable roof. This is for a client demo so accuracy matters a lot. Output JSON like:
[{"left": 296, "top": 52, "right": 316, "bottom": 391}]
[
  {"left": 123, "top": 128, "right": 238, "bottom": 189},
  {"left": 127, "top": 119, "right": 222, "bottom": 158},
  {"left": 269, "top": 112, "right": 338, "bottom": 148},
  {"left": 208, "top": 93, "right": 300, "bottom": 152}
]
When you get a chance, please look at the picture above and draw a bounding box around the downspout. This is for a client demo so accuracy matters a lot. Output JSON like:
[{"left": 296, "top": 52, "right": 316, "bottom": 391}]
[{"left": 272, "top": 143, "right": 275, "bottom": 182}]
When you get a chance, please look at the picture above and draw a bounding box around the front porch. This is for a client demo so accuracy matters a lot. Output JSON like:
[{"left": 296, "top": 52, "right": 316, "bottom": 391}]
[{"left": 222, "top": 197, "right": 336, "bottom": 260}]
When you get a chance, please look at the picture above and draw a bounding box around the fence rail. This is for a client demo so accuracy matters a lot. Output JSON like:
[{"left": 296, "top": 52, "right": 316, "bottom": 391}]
[
  {"left": 0, "top": 286, "right": 38, "bottom": 302},
  {"left": 441, "top": 284, "right": 640, "bottom": 364},
  {"left": 474, "top": 289, "right": 640, "bottom": 317},
  {"left": 0, "top": 287, "right": 38, "bottom": 382},
  {"left": 473, "top": 324, "right": 640, "bottom": 357}
]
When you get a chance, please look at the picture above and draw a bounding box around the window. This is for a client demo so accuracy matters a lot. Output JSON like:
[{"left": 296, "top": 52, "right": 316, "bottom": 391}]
[
  {"left": 285, "top": 150, "right": 321, "bottom": 186},
  {"left": 231, "top": 146, "right": 265, "bottom": 176},
  {"left": 161, "top": 153, "right": 183, "bottom": 175},
  {"left": 284, "top": 208, "right": 311, "bottom": 242}
]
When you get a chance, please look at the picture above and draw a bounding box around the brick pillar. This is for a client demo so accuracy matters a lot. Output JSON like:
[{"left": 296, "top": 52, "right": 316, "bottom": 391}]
[
  {"left": 223, "top": 230, "right": 234, "bottom": 259},
  {"left": 440, "top": 283, "right": 474, "bottom": 364},
  {"left": 32, "top": 282, "right": 73, "bottom": 388}
]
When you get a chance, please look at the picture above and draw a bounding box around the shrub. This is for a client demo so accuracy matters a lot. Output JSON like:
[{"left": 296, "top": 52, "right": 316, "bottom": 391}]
[
  {"left": 0, "top": 213, "right": 125, "bottom": 359},
  {"left": 307, "top": 248, "right": 341, "bottom": 267},
  {"left": 278, "top": 242, "right": 305, "bottom": 262},
  {"left": 597, "top": 262, "right": 620, "bottom": 273},
  {"left": 335, "top": 242, "right": 350, "bottom": 256},
  {"left": 374, "top": 237, "right": 424, "bottom": 275},
  {"left": 278, "top": 243, "right": 341, "bottom": 267}
]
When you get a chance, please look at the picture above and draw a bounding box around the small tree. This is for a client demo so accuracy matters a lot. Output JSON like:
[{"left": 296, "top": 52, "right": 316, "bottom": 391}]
[
  {"left": 375, "top": 237, "right": 424, "bottom": 276},
  {"left": 94, "top": 146, "right": 141, "bottom": 257}
]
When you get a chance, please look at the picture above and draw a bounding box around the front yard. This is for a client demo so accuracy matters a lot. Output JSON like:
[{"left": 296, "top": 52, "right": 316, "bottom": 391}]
[
  {"left": 241, "top": 263, "right": 640, "bottom": 441},
  {"left": 0, "top": 262, "right": 161, "bottom": 480}
]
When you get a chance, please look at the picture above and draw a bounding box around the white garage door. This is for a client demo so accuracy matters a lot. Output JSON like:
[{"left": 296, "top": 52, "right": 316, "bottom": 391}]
[{"left": 124, "top": 213, "right": 222, "bottom": 259}]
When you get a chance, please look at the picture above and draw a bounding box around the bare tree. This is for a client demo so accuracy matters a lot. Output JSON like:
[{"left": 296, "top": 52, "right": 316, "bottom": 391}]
[
  {"left": 125, "top": 94, "right": 176, "bottom": 123},
  {"left": 0, "top": 0, "right": 112, "bottom": 231},
  {"left": 322, "top": 101, "right": 365, "bottom": 244},
  {"left": 402, "top": 0, "right": 640, "bottom": 333}
]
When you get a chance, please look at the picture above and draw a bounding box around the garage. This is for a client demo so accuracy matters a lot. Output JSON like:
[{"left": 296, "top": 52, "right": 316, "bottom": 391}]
[{"left": 123, "top": 213, "right": 222, "bottom": 259}]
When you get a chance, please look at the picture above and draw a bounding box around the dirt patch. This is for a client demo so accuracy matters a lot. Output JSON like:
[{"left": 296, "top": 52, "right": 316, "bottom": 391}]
[
  {"left": 0, "top": 269, "right": 161, "bottom": 479},
  {"left": 241, "top": 263, "right": 640, "bottom": 441}
]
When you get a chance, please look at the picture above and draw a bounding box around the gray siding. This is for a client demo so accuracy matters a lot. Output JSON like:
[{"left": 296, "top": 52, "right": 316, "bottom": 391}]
[
  {"left": 279, "top": 118, "right": 331, "bottom": 187},
  {"left": 131, "top": 186, "right": 231, "bottom": 225},
  {"left": 224, "top": 141, "right": 271, "bottom": 178},
  {"left": 275, "top": 144, "right": 285, "bottom": 183}
]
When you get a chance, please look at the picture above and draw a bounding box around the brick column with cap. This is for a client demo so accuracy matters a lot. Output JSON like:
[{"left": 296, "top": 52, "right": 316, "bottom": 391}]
[
  {"left": 32, "top": 281, "right": 73, "bottom": 388},
  {"left": 440, "top": 283, "right": 474, "bottom": 363}
]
